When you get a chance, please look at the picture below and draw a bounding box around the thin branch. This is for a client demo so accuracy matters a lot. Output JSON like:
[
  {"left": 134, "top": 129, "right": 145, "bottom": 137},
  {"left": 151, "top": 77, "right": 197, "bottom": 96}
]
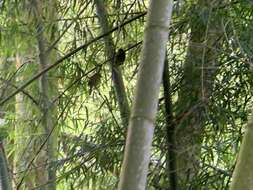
[{"left": 0, "top": 77, "right": 39, "bottom": 106}]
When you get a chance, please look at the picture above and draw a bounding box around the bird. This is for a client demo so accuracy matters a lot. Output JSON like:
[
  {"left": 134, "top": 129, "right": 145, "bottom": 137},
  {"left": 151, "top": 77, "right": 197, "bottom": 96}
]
[
  {"left": 88, "top": 72, "right": 101, "bottom": 95},
  {"left": 114, "top": 48, "right": 126, "bottom": 66}
]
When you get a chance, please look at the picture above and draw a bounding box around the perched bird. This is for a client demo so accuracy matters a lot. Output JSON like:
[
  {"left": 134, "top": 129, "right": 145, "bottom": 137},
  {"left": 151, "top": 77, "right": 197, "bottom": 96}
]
[
  {"left": 114, "top": 48, "right": 126, "bottom": 66},
  {"left": 88, "top": 72, "right": 101, "bottom": 95}
]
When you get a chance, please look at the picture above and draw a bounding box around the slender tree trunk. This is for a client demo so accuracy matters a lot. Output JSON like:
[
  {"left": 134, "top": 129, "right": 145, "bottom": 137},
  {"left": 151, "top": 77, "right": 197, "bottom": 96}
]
[
  {"left": 14, "top": 55, "right": 37, "bottom": 189},
  {"left": 118, "top": 1, "right": 173, "bottom": 189},
  {"left": 0, "top": 59, "right": 12, "bottom": 190},
  {"left": 32, "top": 0, "right": 58, "bottom": 189},
  {"left": 0, "top": 141, "right": 11, "bottom": 190},
  {"left": 175, "top": 0, "right": 223, "bottom": 187},
  {"left": 163, "top": 54, "right": 177, "bottom": 190},
  {"left": 230, "top": 117, "right": 253, "bottom": 190},
  {"left": 95, "top": 0, "right": 130, "bottom": 129},
  {"left": 14, "top": 1, "right": 58, "bottom": 187}
]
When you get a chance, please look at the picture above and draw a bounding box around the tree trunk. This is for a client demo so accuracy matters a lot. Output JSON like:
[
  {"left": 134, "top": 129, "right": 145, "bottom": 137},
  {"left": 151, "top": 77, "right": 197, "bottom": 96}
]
[
  {"left": 163, "top": 53, "right": 177, "bottom": 190},
  {"left": 0, "top": 141, "right": 11, "bottom": 190},
  {"left": 230, "top": 116, "right": 253, "bottom": 190},
  {"left": 32, "top": 0, "right": 58, "bottom": 189},
  {"left": 14, "top": 55, "right": 37, "bottom": 189},
  {"left": 175, "top": 0, "right": 223, "bottom": 187},
  {"left": 118, "top": 1, "right": 173, "bottom": 189},
  {"left": 95, "top": 0, "right": 130, "bottom": 129},
  {"left": 0, "top": 59, "right": 12, "bottom": 190}
]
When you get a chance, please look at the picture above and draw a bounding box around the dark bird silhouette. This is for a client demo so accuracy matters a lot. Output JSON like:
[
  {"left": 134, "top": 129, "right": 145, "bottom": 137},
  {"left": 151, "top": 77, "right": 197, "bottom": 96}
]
[{"left": 115, "top": 48, "right": 126, "bottom": 66}]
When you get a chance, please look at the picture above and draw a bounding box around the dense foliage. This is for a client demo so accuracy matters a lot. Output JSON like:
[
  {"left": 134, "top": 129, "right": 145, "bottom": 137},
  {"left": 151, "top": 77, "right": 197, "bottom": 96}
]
[{"left": 0, "top": 0, "right": 252, "bottom": 189}]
